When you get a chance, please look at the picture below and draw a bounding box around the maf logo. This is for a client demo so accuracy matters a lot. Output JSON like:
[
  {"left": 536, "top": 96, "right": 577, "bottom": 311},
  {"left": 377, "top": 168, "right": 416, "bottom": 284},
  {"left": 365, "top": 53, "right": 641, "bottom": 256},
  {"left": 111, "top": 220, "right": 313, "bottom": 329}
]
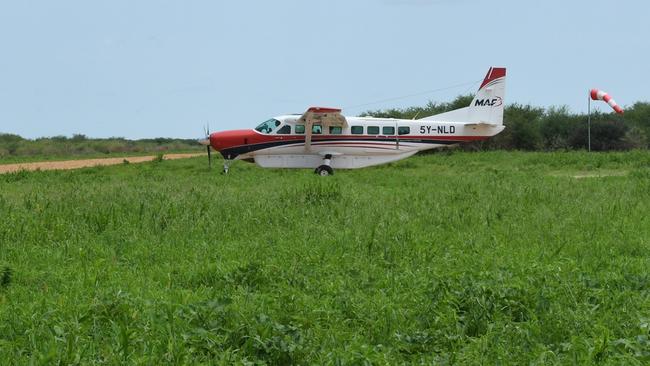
[{"left": 474, "top": 96, "right": 502, "bottom": 107}]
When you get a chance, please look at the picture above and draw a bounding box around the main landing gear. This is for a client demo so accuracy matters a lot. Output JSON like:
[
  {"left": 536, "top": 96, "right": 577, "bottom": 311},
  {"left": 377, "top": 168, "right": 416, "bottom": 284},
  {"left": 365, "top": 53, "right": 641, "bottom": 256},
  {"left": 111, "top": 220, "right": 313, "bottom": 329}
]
[{"left": 314, "top": 154, "right": 334, "bottom": 176}]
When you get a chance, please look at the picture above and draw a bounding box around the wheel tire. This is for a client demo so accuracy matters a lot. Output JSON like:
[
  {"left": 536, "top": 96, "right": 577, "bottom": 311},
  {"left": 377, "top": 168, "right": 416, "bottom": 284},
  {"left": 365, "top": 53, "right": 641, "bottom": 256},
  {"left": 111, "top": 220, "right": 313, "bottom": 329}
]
[{"left": 315, "top": 165, "right": 333, "bottom": 176}]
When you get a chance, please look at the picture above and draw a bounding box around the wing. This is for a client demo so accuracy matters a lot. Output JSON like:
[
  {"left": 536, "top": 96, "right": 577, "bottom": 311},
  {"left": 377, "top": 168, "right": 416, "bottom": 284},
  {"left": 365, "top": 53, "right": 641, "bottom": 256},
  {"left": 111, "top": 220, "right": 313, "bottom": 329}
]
[
  {"left": 297, "top": 107, "right": 347, "bottom": 127},
  {"left": 297, "top": 107, "right": 347, "bottom": 150}
]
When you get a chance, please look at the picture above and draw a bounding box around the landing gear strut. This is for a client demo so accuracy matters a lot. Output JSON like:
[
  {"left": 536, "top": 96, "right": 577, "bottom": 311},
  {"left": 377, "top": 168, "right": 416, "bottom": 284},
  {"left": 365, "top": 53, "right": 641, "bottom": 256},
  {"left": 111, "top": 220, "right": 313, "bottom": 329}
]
[
  {"left": 223, "top": 156, "right": 232, "bottom": 174},
  {"left": 314, "top": 154, "right": 334, "bottom": 176}
]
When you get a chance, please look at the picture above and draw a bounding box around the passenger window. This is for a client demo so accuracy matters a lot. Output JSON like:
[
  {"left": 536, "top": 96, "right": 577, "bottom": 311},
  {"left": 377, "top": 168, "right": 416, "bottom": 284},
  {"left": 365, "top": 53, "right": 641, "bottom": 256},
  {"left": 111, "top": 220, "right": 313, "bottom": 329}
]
[
  {"left": 277, "top": 125, "right": 291, "bottom": 134},
  {"left": 367, "top": 126, "right": 379, "bottom": 135},
  {"left": 295, "top": 124, "right": 305, "bottom": 134},
  {"left": 382, "top": 126, "right": 395, "bottom": 135},
  {"left": 312, "top": 124, "right": 322, "bottom": 134},
  {"left": 329, "top": 126, "right": 342, "bottom": 134},
  {"left": 351, "top": 126, "right": 364, "bottom": 134},
  {"left": 398, "top": 126, "right": 410, "bottom": 135}
]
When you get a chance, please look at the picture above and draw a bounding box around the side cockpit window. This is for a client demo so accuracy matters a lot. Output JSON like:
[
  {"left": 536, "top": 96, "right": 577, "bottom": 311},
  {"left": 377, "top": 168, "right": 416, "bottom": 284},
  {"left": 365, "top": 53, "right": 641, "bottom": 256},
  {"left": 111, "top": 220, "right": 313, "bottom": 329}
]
[{"left": 255, "top": 119, "right": 280, "bottom": 134}]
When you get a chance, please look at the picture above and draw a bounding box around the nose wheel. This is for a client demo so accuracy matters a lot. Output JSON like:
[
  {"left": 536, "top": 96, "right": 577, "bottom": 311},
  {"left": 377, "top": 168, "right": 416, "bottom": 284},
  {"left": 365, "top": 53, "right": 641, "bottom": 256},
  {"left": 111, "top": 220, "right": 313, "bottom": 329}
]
[
  {"left": 314, "top": 154, "right": 334, "bottom": 176},
  {"left": 222, "top": 154, "right": 234, "bottom": 174}
]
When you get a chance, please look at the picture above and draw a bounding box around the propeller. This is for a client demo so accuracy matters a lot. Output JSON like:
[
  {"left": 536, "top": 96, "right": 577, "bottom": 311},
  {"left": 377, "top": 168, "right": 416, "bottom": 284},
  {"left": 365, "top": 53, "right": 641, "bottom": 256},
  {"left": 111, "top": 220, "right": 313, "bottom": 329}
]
[{"left": 199, "top": 124, "right": 212, "bottom": 168}]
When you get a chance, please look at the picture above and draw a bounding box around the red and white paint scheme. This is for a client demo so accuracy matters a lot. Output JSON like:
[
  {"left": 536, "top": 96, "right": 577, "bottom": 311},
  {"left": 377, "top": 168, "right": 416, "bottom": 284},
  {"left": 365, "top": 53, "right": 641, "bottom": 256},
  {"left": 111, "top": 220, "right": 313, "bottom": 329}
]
[
  {"left": 209, "top": 67, "right": 506, "bottom": 175},
  {"left": 590, "top": 89, "right": 624, "bottom": 114}
]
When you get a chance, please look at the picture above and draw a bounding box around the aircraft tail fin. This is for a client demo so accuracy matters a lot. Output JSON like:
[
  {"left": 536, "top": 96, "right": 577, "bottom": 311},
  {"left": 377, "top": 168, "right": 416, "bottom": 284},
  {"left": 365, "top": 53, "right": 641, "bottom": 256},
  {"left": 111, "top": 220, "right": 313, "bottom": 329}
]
[
  {"left": 419, "top": 67, "right": 506, "bottom": 125},
  {"left": 467, "top": 67, "right": 506, "bottom": 125}
]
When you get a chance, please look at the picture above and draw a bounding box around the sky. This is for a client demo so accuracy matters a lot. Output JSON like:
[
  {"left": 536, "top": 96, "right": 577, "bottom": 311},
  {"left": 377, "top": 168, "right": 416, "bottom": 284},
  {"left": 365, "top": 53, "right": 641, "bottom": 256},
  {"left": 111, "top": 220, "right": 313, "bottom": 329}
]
[{"left": 1, "top": 0, "right": 648, "bottom": 139}]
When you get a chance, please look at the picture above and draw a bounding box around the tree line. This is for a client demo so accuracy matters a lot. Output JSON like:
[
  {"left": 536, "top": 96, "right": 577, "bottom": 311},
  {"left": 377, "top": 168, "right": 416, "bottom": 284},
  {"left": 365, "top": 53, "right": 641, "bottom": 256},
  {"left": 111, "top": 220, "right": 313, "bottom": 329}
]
[
  {"left": 362, "top": 96, "right": 650, "bottom": 151},
  {"left": 0, "top": 133, "right": 202, "bottom": 159}
]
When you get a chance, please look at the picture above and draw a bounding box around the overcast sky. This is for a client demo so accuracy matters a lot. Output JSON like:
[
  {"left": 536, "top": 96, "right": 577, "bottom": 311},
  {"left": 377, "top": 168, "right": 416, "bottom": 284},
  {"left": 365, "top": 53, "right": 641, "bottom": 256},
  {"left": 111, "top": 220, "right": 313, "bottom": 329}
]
[{"left": 1, "top": 0, "right": 648, "bottom": 139}]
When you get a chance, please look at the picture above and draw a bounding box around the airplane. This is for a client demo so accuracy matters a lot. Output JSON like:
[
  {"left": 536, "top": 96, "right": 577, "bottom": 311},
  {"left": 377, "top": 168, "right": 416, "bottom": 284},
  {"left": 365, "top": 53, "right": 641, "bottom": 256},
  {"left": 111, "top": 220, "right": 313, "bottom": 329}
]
[{"left": 203, "top": 67, "right": 506, "bottom": 175}]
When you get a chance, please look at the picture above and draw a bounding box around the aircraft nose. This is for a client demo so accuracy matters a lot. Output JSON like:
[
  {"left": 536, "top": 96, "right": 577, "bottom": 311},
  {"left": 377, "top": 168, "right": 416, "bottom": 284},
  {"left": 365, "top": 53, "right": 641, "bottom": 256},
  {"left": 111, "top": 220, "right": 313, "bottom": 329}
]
[
  {"left": 208, "top": 129, "right": 252, "bottom": 159},
  {"left": 209, "top": 132, "right": 222, "bottom": 150}
]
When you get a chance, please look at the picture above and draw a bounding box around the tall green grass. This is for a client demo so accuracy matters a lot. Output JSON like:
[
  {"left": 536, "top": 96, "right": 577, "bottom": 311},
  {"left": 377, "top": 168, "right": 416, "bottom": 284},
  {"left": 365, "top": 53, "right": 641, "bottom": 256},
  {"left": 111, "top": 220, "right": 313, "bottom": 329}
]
[{"left": 0, "top": 151, "right": 648, "bottom": 364}]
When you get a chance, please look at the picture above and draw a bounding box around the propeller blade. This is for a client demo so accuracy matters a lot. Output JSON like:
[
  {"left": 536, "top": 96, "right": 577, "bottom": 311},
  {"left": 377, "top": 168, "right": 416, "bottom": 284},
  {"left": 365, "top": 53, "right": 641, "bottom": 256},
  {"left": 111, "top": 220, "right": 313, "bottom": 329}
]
[
  {"left": 199, "top": 124, "right": 211, "bottom": 145},
  {"left": 200, "top": 124, "right": 212, "bottom": 168}
]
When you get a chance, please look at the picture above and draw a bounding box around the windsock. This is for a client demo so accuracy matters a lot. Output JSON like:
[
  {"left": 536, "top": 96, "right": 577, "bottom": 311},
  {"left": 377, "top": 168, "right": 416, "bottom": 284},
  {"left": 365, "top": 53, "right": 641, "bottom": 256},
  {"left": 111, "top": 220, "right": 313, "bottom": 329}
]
[{"left": 590, "top": 89, "right": 624, "bottom": 114}]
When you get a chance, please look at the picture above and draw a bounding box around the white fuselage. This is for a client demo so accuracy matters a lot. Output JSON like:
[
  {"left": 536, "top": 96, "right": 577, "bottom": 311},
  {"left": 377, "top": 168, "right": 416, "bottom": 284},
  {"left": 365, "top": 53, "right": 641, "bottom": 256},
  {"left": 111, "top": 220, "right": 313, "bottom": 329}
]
[{"left": 238, "top": 116, "right": 504, "bottom": 169}]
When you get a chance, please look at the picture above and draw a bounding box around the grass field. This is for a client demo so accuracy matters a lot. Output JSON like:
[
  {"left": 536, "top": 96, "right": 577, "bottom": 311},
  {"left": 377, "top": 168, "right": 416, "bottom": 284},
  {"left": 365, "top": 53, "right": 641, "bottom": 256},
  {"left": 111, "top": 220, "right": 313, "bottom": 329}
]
[{"left": 0, "top": 151, "right": 649, "bottom": 364}]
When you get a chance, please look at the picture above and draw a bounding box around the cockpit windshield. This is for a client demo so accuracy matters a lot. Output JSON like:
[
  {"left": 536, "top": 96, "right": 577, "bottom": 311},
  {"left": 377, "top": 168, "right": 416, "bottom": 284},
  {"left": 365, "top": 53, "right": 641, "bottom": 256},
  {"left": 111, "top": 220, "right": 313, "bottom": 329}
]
[{"left": 255, "top": 119, "right": 280, "bottom": 134}]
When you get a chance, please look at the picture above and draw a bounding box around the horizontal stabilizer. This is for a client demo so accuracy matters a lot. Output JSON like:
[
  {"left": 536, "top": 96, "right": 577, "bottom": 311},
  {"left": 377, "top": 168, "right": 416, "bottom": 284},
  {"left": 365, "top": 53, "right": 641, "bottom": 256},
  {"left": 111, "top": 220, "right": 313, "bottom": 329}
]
[{"left": 464, "top": 122, "right": 499, "bottom": 127}]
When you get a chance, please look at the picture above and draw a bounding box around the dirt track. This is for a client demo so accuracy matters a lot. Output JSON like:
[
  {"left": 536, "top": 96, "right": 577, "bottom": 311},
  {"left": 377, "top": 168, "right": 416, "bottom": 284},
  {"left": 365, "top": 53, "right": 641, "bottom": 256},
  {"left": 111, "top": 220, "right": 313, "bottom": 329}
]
[{"left": 0, "top": 153, "right": 204, "bottom": 174}]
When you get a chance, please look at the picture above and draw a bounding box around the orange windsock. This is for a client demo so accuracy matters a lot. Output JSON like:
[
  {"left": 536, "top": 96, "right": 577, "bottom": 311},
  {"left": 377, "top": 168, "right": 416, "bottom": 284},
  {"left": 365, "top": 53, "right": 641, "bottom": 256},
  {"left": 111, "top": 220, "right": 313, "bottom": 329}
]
[{"left": 590, "top": 89, "right": 624, "bottom": 114}]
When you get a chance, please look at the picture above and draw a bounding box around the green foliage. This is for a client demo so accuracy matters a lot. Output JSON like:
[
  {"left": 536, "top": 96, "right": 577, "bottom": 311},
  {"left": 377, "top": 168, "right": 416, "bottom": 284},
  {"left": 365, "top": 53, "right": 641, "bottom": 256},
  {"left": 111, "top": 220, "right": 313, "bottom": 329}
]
[
  {"left": 569, "top": 120, "right": 630, "bottom": 151},
  {"left": 0, "top": 133, "right": 24, "bottom": 143},
  {"left": 539, "top": 106, "right": 580, "bottom": 149},
  {"left": 0, "top": 134, "right": 202, "bottom": 162},
  {"left": 500, "top": 103, "right": 545, "bottom": 150},
  {"left": 361, "top": 95, "right": 474, "bottom": 119},
  {"left": 0, "top": 152, "right": 649, "bottom": 363},
  {"left": 622, "top": 102, "right": 650, "bottom": 141}
]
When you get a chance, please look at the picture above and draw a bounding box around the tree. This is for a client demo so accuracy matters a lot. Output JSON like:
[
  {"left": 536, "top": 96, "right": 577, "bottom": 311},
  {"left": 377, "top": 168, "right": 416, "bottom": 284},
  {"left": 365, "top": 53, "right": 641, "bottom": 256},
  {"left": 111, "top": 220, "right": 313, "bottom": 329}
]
[
  {"left": 361, "top": 95, "right": 474, "bottom": 119},
  {"left": 539, "top": 106, "right": 579, "bottom": 150},
  {"left": 0, "top": 133, "right": 24, "bottom": 143},
  {"left": 498, "top": 104, "right": 544, "bottom": 150},
  {"left": 569, "top": 119, "right": 628, "bottom": 151},
  {"left": 619, "top": 102, "right": 650, "bottom": 148}
]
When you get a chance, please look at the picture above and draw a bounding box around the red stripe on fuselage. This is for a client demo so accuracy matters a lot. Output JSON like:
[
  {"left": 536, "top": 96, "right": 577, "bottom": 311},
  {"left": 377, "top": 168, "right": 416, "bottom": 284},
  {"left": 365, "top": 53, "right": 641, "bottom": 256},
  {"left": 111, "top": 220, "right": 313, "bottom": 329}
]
[
  {"left": 211, "top": 131, "right": 489, "bottom": 152},
  {"left": 312, "top": 141, "right": 414, "bottom": 147}
]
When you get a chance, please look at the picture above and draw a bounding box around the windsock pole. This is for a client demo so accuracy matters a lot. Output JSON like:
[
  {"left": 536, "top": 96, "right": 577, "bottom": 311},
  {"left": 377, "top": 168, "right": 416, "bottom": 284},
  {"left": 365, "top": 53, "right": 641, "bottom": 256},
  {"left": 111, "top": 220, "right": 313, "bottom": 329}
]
[{"left": 587, "top": 90, "right": 591, "bottom": 152}]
